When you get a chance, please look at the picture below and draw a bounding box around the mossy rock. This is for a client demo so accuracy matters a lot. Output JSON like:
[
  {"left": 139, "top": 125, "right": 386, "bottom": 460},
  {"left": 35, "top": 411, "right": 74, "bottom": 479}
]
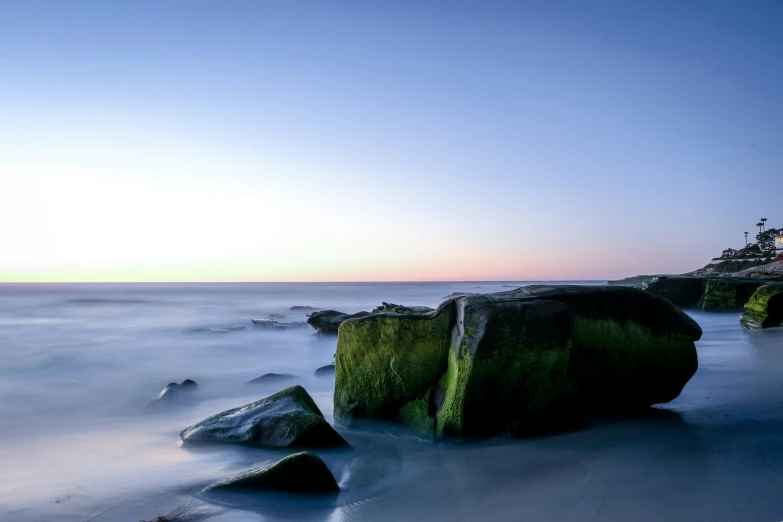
[
  {"left": 697, "top": 278, "right": 765, "bottom": 312},
  {"left": 740, "top": 283, "right": 783, "bottom": 328},
  {"left": 204, "top": 451, "right": 339, "bottom": 494},
  {"left": 639, "top": 276, "right": 708, "bottom": 308},
  {"left": 181, "top": 385, "right": 349, "bottom": 448},
  {"left": 518, "top": 285, "right": 701, "bottom": 409},
  {"left": 436, "top": 298, "right": 580, "bottom": 438},
  {"left": 334, "top": 285, "right": 702, "bottom": 438},
  {"left": 334, "top": 300, "right": 456, "bottom": 433}
]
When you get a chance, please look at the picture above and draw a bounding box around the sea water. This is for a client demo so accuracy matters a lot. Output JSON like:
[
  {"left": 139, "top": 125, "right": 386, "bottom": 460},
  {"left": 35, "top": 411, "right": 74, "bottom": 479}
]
[{"left": 0, "top": 282, "right": 781, "bottom": 521}]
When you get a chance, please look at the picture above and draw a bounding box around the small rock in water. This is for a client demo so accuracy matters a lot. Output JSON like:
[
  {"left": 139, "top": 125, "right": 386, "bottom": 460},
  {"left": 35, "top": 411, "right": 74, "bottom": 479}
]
[
  {"left": 147, "top": 379, "right": 199, "bottom": 410},
  {"left": 204, "top": 451, "right": 339, "bottom": 494},
  {"left": 314, "top": 364, "right": 335, "bottom": 377},
  {"left": 181, "top": 385, "right": 349, "bottom": 448},
  {"left": 248, "top": 373, "right": 298, "bottom": 385},
  {"left": 268, "top": 313, "right": 286, "bottom": 319},
  {"left": 290, "top": 305, "right": 320, "bottom": 311}
]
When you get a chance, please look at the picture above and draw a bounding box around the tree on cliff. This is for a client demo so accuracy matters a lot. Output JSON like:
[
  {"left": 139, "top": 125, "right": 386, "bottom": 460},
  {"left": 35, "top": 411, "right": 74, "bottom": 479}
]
[{"left": 756, "top": 227, "right": 780, "bottom": 252}]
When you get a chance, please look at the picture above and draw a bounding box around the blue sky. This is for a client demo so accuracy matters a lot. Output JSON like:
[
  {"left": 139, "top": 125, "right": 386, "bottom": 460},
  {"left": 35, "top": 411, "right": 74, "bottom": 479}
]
[{"left": 1, "top": 0, "right": 781, "bottom": 281}]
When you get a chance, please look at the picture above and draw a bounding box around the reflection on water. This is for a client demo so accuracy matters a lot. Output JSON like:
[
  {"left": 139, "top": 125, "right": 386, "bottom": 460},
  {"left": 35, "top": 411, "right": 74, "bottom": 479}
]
[{"left": 0, "top": 283, "right": 782, "bottom": 521}]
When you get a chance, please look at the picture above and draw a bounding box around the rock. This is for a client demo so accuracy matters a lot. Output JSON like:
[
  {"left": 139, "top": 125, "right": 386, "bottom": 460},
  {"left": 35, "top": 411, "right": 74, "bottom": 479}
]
[
  {"left": 307, "top": 304, "right": 435, "bottom": 335},
  {"left": 334, "top": 302, "right": 455, "bottom": 437},
  {"left": 290, "top": 305, "right": 320, "bottom": 311},
  {"left": 181, "top": 385, "right": 349, "bottom": 448},
  {"left": 372, "top": 302, "right": 435, "bottom": 315},
  {"left": 334, "top": 285, "right": 701, "bottom": 438},
  {"left": 518, "top": 285, "right": 701, "bottom": 409},
  {"left": 697, "top": 278, "right": 765, "bottom": 311},
  {"left": 434, "top": 297, "right": 579, "bottom": 438},
  {"left": 204, "top": 451, "right": 339, "bottom": 494},
  {"left": 740, "top": 283, "right": 783, "bottom": 328},
  {"left": 734, "top": 260, "right": 783, "bottom": 279},
  {"left": 248, "top": 373, "right": 298, "bottom": 385},
  {"left": 314, "top": 364, "right": 335, "bottom": 377},
  {"left": 147, "top": 379, "right": 198, "bottom": 409},
  {"left": 639, "top": 276, "right": 708, "bottom": 308},
  {"left": 267, "top": 313, "right": 286, "bottom": 320},
  {"left": 306, "top": 310, "right": 371, "bottom": 334}
]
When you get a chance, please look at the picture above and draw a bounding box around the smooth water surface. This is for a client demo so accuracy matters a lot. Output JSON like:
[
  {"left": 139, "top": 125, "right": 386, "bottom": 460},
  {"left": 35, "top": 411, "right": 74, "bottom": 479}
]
[{"left": 0, "top": 283, "right": 781, "bottom": 521}]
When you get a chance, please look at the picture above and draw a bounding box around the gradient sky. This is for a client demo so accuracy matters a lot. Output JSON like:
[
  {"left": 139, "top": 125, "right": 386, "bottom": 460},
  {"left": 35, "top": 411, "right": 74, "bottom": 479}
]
[{"left": 1, "top": 0, "right": 781, "bottom": 282}]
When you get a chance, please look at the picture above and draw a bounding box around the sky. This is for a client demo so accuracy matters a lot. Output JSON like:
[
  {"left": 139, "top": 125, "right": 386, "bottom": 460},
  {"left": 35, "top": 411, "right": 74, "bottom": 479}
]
[{"left": 1, "top": 0, "right": 781, "bottom": 282}]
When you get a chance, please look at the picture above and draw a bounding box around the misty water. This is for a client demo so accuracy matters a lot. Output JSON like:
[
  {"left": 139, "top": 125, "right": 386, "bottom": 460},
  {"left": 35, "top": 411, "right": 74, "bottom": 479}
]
[{"left": 1, "top": 282, "right": 782, "bottom": 522}]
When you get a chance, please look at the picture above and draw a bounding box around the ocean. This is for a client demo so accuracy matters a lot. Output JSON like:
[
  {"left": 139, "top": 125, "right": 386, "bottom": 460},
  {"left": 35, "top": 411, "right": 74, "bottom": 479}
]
[{"left": 0, "top": 282, "right": 782, "bottom": 521}]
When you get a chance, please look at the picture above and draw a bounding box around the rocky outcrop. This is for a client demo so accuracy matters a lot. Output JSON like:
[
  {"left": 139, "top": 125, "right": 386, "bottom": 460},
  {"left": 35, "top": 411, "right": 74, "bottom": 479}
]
[
  {"left": 204, "top": 451, "right": 339, "bottom": 494},
  {"left": 735, "top": 260, "right": 783, "bottom": 279},
  {"left": 181, "top": 385, "right": 349, "bottom": 448},
  {"left": 334, "top": 286, "right": 701, "bottom": 439},
  {"left": 639, "top": 276, "right": 708, "bottom": 308},
  {"left": 740, "top": 283, "right": 783, "bottom": 328},
  {"left": 697, "top": 279, "right": 765, "bottom": 311}
]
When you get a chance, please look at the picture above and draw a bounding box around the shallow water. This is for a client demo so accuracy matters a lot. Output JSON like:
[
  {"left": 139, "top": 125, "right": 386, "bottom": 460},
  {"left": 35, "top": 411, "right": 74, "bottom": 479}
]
[{"left": 0, "top": 282, "right": 781, "bottom": 521}]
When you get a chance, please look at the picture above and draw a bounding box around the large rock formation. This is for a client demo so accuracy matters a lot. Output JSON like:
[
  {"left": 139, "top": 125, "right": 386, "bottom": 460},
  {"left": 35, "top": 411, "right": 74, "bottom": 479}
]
[
  {"left": 697, "top": 279, "right": 765, "bottom": 311},
  {"left": 334, "top": 286, "right": 701, "bottom": 439},
  {"left": 740, "top": 283, "right": 783, "bottom": 328},
  {"left": 204, "top": 451, "right": 339, "bottom": 494},
  {"left": 181, "top": 385, "right": 349, "bottom": 448},
  {"left": 639, "top": 276, "right": 708, "bottom": 308}
]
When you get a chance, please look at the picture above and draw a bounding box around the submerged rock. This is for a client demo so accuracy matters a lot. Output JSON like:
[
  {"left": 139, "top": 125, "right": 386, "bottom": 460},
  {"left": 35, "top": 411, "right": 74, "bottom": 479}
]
[
  {"left": 639, "top": 276, "right": 708, "bottom": 308},
  {"left": 314, "top": 364, "right": 335, "bottom": 377},
  {"left": 183, "top": 325, "right": 247, "bottom": 334},
  {"left": 248, "top": 373, "right": 298, "bottom": 385},
  {"left": 740, "top": 283, "right": 783, "bottom": 328},
  {"left": 697, "top": 278, "right": 765, "bottom": 312},
  {"left": 251, "top": 318, "right": 309, "bottom": 330},
  {"left": 181, "top": 385, "right": 349, "bottom": 448},
  {"left": 147, "top": 379, "right": 198, "bottom": 409},
  {"left": 334, "top": 285, "right": 701, "bottom": 438},
  {"left": 204, "top": 451, "right": 339, "bottom": 494}
]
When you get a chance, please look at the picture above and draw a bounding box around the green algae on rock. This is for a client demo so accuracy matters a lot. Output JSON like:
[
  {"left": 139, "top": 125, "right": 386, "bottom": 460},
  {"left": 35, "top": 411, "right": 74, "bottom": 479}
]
[
  {"left": 639, "top": 276, "right": 708, "bottom": 308},
  {"left": 204, "top": 451, "right": 339, "bottom": 494},
  {"left": 740, "top": 283, "right": 783, "bottom": 329},
  {"left": 333, "top": 300, "right": 455, "bottom": 432},
  {"left": 697, "top": 278, "right": 765, "bottom": 312},
  {"left": 181, "top": 385, "right": 349, "bottom": 448}
]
